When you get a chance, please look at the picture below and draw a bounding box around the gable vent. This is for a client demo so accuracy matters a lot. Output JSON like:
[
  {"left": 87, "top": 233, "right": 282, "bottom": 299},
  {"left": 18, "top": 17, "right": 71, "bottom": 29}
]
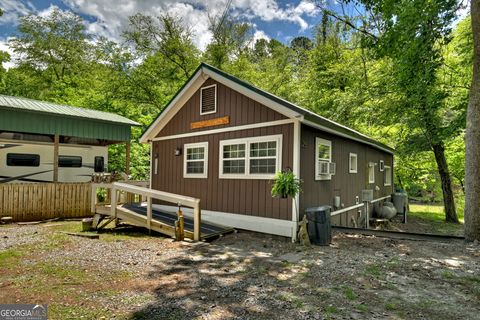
[{"left": 200, "top": 84, "right": 217, "bottom": 115}]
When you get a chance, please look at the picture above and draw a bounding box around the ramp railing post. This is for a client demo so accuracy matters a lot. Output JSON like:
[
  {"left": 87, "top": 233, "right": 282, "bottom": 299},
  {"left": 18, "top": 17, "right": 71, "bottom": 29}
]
[
  {"left": 193, "top": 202, "right": 201, "bottom": 241},
  {"left": 147, "top": 196, "right": 152, "bottom": 234},
  {"left": 111, "top": 185, "right": 117, "bottom": 220}
]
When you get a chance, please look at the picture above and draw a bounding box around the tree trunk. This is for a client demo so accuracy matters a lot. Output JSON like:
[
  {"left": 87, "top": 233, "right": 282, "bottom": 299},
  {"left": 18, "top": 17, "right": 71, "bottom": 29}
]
[
  {"left": 432, "top": 143, "right": 459, "bottom": 223},
  {"left": 465, "top": 0, "right": 480, "bottom": 241}
]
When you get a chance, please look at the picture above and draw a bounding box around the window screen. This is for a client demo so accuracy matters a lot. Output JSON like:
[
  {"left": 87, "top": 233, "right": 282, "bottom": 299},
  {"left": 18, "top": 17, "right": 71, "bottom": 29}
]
[
  {"left": 59, "top": 155, "right": 82, "bottom": 168},
  {"left": 6, "top": 153, "right": 40, "bottom": 167}
]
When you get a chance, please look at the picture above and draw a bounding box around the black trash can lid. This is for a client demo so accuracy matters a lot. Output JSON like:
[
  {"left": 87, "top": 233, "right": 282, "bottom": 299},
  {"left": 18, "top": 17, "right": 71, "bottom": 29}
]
[{"left": 305, "top": 205, "right": 332, "bottom": 213}]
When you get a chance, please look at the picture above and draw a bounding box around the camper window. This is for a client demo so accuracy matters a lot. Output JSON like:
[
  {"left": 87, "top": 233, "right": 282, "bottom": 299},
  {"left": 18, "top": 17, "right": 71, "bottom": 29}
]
[
  {"left": 94, "top": 156, "right": 105, "bottom": 173},
  {"left": 6, "top": 153, "right": 40, "bottom": 167},
  {"left": 59, "top": 155, "right": 82, "bottom": 168},
  {"left": 184, "top": 142, "right": 208, "bottom": 178}
]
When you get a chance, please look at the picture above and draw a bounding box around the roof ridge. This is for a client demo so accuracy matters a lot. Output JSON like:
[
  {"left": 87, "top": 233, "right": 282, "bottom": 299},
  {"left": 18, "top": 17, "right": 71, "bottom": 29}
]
[{"left": 200, "top": 62, "right": 393, "bottom": 152}]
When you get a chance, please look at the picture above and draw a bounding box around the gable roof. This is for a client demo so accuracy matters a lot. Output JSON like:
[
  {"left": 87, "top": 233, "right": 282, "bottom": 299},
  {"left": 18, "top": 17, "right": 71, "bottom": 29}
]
[{"left": 140, "top": 63, "right": 394, "bottom": 154}]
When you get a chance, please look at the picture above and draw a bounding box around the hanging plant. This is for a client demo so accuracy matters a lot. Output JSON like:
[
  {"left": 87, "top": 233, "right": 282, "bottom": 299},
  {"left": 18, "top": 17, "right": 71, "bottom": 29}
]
[{"left": 271, "top": 170, "right": 302, "bottom": 199}]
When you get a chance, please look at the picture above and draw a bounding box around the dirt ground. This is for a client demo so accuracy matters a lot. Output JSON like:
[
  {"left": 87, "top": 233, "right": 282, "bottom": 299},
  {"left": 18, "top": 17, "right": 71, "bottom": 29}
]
[{"left": 1, "top": 221, "right": 479, "bottom": 320}]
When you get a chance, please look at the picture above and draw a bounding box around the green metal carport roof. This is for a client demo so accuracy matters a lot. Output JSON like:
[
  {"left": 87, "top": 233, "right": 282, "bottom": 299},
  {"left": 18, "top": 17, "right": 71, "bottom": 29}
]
[{"left": 0, "top": 95, "right": 139, "bottom": 142}]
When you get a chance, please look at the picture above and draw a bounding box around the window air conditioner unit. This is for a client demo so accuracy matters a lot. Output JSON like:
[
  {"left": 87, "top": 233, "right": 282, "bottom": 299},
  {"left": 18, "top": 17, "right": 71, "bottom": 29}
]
[{"left": 319, "top": 161, "right": 336, "bottom": 175}]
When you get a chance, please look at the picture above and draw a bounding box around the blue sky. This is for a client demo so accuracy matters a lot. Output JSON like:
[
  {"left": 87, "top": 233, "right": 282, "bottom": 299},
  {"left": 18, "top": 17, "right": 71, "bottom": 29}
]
[{"left": 0, "top": 0, "right": 333, "bottom": 51}]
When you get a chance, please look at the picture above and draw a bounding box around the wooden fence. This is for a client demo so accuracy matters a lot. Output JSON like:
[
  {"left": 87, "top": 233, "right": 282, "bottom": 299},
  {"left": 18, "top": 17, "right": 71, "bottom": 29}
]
[{"left": 0, "top": 182, "right": 92, "bottom": 222}]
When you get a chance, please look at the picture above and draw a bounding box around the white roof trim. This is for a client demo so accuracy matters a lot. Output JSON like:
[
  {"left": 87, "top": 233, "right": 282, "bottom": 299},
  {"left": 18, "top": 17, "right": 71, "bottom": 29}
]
[
  {"left": 139, "top": 66, "right": 302, "bottom": 143},
  {"left": 139, "top": 70, "right": 205, "bottom": 143}
]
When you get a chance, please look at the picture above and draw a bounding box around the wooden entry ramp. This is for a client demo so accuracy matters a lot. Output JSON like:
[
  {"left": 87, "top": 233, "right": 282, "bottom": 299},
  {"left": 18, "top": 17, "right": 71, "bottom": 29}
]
[
  {"left": 121, "top": 204, "right": 233, "bottom": 239},
  {"left": 91, "top": 182, "right": 233, "bottom": 241}
]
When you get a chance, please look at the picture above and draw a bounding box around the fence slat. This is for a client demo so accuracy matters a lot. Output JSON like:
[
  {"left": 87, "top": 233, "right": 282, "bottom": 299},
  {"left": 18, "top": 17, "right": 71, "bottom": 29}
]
[{"left": 0, "top": 182, "right": 92, "bottom": 222}]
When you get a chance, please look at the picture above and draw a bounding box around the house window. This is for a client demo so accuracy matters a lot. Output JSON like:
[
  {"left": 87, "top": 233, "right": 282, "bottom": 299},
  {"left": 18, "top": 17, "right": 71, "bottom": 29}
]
[
  {"left": 58, "top": 155, "right": 82, "bottom": 168},
  {"left": 219, "top": 135, "right": 282, "bottom": 179},
  {"left": 349, "top": 153, "right": 357, "bottom": 173},
  {"left": 315, "top": 138, "right": 335, "bottom": 180},
  {"left": 384, "top": 165, "right": 392, "bottom": 186},
  {"left": 379, "top": 160, "right": 385, "bottom": 171},
  {"left": 184, "top": 142, "right": 208, "bottom": 178},
  {"left": 6, "top": 153, "right": 40, "bottom": 167},
  {"left": 368, "top": 162, "right": 375, "bottom": 184},
  {"left": 200, "top": 84, "right": 217, "bottom": 115}
]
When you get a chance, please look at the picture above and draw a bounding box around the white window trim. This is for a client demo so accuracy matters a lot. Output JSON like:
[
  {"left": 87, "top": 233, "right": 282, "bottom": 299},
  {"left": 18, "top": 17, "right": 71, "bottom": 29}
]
[
  {"left": 379, "top": 160, "right": 385, "bottom": 172},
  {"left": 315, "top": 137, "right": 333, "bottom": 181},
  {"left": 199, "top": 84, "right": 217, "bottom": 115},
  {"left": 384, "top": 165, "right": 392, "bottom": 186},
  {"left": 368, "top": 162, "right": 375, "bottom": 184},
  {"left": 184, "top": 142, "right": 208, "bottom": 178},
  {"left": 219, "top": 134, "right": 282, "bottom": 180},
  {"left": 349, "top": 152, "right": 358, "bottom": 174}
]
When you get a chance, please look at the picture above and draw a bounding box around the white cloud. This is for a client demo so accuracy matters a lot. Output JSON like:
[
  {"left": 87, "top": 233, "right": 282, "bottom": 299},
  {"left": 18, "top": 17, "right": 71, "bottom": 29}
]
[
  {"left": 0, "top": 0, "right": 33, "bottom": 25},
  {"left": 0, "top": 0, "right": 320, "bottom": 52},
  {"left": 252, "top": 29, "right": 270, "bottom": 42}
]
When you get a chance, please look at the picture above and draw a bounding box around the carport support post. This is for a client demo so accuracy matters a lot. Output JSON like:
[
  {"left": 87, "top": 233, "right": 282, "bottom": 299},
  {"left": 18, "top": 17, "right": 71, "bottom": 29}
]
[
  {"left": 53, "top": 134, "right": 59, "bottom": 182},
  {"left": 125, "top": 141, "right": 131, "bottom": 176}
]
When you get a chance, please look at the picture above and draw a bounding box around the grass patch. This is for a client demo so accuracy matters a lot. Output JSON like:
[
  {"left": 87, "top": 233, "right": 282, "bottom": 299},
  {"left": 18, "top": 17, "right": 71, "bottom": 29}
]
[
  {"left": 49, "top": 304, "right": 118, "bottom": 320},
  {"left": 365, "top": 264, "right": 382, "bottom": 277},
  {"left": 408, "top": 204, "right": 464, "bottom": 235},
  {"left": 0, "top": 249, "right": 23, "bottom": 268},
  {"left": 343, "top": 286, "right": 357, "bottom": 301},
  {"left": 356, "top": 304, "right": 368, "bottom": 312},
  {"left": 325, "top": 305, "right": 339, "bottom": 314},
  {"left": 385, "top": 302, "right": 398, "bottom": 311}
]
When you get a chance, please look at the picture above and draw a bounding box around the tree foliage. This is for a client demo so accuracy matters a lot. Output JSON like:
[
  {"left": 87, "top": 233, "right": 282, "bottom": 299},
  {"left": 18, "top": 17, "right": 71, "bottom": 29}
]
[{"left": 0, "top": 6, "right": 473, "bottom": 223}]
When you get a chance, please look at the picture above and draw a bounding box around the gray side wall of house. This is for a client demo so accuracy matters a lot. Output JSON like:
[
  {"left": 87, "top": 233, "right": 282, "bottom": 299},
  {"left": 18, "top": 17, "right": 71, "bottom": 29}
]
[{"left": 299, "top": 124, "right": 394, "bottom": 227}]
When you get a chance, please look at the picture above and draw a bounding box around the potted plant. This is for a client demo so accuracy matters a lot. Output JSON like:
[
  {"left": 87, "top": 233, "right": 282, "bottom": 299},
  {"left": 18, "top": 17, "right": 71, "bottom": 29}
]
[{"left": 271, "top": 170, "right": 302, "bottom": 199}]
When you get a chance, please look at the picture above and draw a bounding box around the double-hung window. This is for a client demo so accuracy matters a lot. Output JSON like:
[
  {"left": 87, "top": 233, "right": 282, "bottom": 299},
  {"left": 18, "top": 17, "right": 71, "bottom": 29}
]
[
  {"left": 219, "top": 135, "right": 282, "bottom": 179},
  {"left": 349, "top": 153, "right": 358, "bottom": 173},
  {"left": 368, "top": 162, "right": 375, "bottom": 184},
  {"left": 184, "top": 142, "right": 208, "bottom": 178},
  {"left": 315, "top": 138, "right": 335, "bottom": 180},
  {"left": 384, "top": 165, "right": 392, "bottom": 186}
]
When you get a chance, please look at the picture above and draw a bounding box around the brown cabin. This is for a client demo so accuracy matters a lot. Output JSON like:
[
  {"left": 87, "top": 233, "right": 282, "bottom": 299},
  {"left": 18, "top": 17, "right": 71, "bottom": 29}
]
[{"left": 140, "top": 63, "right": 394, "bottom": 240}]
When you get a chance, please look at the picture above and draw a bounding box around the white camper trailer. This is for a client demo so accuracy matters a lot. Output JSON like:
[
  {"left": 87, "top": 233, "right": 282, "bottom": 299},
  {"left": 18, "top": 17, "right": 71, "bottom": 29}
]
[
  {"left": 0, "top": 139, "right": 108, "bottom": 183},
  {"left": 0, "top": 94, "right": 139, "bottom": 184}
]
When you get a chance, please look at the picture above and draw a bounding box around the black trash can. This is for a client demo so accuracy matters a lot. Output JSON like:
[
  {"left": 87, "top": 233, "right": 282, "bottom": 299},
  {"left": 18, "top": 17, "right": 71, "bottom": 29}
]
[{"left": 306, "top": 205, "right": 332, "bottom": 245}]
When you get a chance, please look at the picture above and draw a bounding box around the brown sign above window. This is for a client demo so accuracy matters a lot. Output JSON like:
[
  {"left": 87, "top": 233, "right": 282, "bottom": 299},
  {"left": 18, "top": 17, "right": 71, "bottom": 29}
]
[{"left": 190, "top": 116, "right": 230, "bottom": 129}]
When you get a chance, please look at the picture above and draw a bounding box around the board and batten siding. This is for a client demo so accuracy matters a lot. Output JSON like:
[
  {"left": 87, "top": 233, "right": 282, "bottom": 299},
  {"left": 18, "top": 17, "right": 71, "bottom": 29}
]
[
  {"left": 152, "top": 76, "right": 294, "bottom": 221},
  {"left": 152, "top": 124, "right": 293, "bottom": 220},
  {"left": 156, "top": 78, "right": 287, "bottom": 138},
  {"left": 299, "top": 124, "right": 394, "bottom": 227}
]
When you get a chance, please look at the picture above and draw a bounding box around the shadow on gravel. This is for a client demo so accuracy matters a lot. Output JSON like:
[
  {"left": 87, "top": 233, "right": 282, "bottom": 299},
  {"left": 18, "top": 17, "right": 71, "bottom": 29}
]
[{"left": 128, "top": 238, "right": 300, "bottom": 320}]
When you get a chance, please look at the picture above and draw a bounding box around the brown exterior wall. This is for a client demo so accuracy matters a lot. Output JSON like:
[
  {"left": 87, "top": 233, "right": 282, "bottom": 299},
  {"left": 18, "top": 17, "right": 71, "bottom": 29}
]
[
  {"left": 157, "top": 78, "right": 287, "bottom": 138},
  {"left": 152, "top": 124, "right": 293, "bottom": 220},
  {"left": 299, "top": 124, "right": 394, "bottom": 227}
]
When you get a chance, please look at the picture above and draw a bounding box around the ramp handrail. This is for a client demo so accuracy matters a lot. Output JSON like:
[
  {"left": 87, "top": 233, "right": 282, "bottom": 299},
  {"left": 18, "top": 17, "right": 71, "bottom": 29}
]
[{"left": 91, "top": 182, "right": 201, "bottom": 241}]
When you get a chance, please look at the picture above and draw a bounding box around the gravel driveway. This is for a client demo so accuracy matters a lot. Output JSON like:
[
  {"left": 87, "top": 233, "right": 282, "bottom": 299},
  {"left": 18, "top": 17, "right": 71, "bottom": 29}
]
[{"left": 0, "top": 222, "right": 479, "bottom": 320}]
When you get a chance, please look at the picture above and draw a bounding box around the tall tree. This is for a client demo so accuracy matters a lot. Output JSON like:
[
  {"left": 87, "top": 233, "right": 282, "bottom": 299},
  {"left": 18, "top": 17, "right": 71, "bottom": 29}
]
[
  {"left": 9, "top": 8, "right": 91, "bottom": 84},
  {"left": 465, "top": 0, "right": 480, "bottom": 241},
  {"left": 328, "top": 0, "right": 463, "bottom": 222}
]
